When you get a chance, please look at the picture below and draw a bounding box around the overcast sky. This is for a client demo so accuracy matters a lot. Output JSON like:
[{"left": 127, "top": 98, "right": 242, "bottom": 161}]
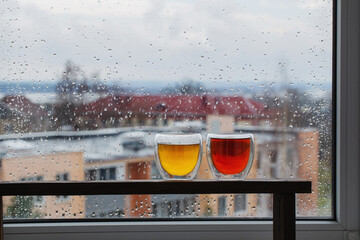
[{"left": 1, "top": 0, "right": 332, "bottom": 89}]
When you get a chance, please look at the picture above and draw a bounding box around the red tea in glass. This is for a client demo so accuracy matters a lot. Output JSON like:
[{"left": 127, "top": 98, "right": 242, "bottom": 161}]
[
  {"left": 210, "top": 138, "right": 250, "bottom": 175},
  {"left": 207, "top": 134, "right": 254, "bottom": 180}
]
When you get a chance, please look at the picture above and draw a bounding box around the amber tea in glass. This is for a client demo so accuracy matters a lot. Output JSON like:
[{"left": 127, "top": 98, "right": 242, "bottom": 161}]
[
  {"left": 207, "top": 134, "right": 254, "bottom": 180},
  {"left": 155, "top": 133, "right": 202, "bottom": 180}
]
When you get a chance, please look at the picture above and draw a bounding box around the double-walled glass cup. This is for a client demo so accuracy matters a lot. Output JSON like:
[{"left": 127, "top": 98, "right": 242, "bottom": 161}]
[
  {"left": 155, "top": 133, "right": 203, "bottom": 180},
  {"left": 206, "top": 134, "right": 254, "bottom": 180}
]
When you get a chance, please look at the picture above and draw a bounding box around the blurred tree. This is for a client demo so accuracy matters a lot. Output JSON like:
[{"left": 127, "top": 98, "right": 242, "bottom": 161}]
[
  {"left": 90, "top": 72, "right": 109, "bottom": 95},
  {"left": 78, "top": 79, "right": 91, "bottom": 94},
  {"left": 162, "top": 79, "right": 207, "bottom": 95},
  {"left": 53, "top": 61, "right": 122, "bottom": 130},
  {"left": 5, "top": 196, "right": 42, "bottom": 219},
  {"left": 56, "top": 61, "right": 82, "bottom": 103},
  {"left": 108, "top": 82, "right": 125, "bottom": 95},
  {"left": 54, "top": 61, "right": 82, "bottom": 129}
]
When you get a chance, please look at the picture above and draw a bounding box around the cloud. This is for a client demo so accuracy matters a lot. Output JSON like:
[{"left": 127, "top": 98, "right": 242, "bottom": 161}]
[
  {"left": 18, "top": 0, "right": 152, "bottom": 17},
  {"left": 1, "top": 0, "right": 332, "bottom": 85}
]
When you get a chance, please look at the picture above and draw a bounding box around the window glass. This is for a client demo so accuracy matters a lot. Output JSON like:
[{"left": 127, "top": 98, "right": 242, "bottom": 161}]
[{"left": 1, "top": 0, "right": 333, "bottom": 220}]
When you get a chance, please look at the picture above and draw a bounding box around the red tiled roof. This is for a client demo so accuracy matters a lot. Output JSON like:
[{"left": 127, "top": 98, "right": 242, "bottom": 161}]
[
  {"left": 76, "top": 94, "right": 271, "bottom": 119},
  {"left": 1, "top": 95, "right": 47, "bottom": 117}
]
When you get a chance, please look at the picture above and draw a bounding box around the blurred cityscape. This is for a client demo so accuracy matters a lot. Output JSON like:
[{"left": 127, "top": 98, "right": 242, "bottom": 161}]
[{"left": 0, "top": 62, "right": 332, "bottom": 219}]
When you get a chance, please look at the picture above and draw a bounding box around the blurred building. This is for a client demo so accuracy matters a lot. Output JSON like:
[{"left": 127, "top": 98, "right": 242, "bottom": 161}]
[
  {"left": 1, "top": 150, "right": 85, "bottom": 219},
  {"left": 0, "top": 96, "right": 49, "bottom": 134},
  {"left": 0, "top": 122, "right": 319, "bottom": 218},
  {"left": 85, "top": 156, "right": 153, "bottom": 218},
  {"left": 74, "top": 94, "right": 272, "bottom": 130},
  {"left": 0, "top": 90, "right": 320, "bottom": 218},
  {"left": 195, "top": 125, "right": 320, "bottom": 217}
]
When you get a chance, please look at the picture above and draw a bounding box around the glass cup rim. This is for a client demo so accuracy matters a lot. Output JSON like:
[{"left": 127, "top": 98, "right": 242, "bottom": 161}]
[
  {"left": 207, "top": 133, "right": 253, "bottom": 140},
  {"left": 155, "top": 133, "right": 202, "bottom": 145},
  {"left": 156, "top": 132, "right": 201, "bottom": 136}
]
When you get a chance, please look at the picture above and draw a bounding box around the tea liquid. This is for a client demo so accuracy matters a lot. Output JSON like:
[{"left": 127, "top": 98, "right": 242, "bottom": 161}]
[
  {"left": 158, "top": 144, "right": 200, "bottom": 176},
  {"left": 210, "top": 138, "right": 250, "bottom": 175}
]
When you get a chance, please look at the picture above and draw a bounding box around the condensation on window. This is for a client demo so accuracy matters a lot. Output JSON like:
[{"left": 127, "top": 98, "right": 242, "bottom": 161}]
[{"left": 1, "top": 0, "right": 332, "bottom": 220}]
